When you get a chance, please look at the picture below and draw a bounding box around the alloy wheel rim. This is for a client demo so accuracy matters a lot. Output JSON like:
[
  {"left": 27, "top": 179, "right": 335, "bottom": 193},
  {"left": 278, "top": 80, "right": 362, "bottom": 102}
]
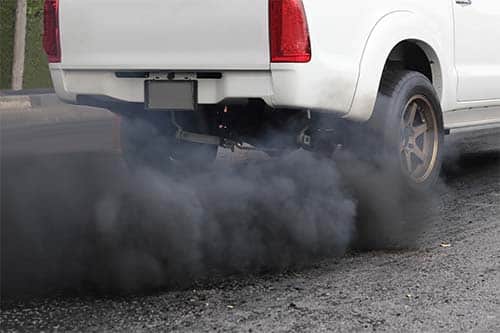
[{"left": 400, "top": 95, "right": 439, "bottom": 183}]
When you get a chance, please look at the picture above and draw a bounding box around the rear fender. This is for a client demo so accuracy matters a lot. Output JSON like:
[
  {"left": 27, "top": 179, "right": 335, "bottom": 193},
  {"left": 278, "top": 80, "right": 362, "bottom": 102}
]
[{"left": 347, "top": 11, "right": 452, "bottom": 121}]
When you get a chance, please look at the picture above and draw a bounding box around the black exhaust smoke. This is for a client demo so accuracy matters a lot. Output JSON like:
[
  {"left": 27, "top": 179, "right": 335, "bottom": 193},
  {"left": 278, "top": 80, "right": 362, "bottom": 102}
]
[{"left": 1, "top": 119, "right": 438, "bottom": 298}]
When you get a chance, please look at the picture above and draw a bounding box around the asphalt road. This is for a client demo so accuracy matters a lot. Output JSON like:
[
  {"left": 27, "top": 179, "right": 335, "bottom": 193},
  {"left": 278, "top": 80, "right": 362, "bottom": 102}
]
[{"left": 1, "top": 106, "right": 499, "bottom": 332}]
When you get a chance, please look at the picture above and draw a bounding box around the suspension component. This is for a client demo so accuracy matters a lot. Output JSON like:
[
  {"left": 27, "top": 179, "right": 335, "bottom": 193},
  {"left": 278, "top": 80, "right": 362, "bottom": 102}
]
[{"left": 171, "top": 111, "right": 254, "bottom": 151}]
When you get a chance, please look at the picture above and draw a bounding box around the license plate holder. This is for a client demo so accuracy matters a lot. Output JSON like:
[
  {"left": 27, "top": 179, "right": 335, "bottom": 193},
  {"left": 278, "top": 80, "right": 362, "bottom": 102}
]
[{"left": 145, "top": 80, "right": 197, "bottom": 111}]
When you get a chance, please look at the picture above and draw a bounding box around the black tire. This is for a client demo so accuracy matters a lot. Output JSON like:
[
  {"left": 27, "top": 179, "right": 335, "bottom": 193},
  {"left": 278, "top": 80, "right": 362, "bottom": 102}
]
[
  {"left": 346, "top": 70, "right": 444, "bottom": 250},
  {"left": 368, "top": 70, "right": 444, "bottom": 189},
  {"left": 120, "top": 111, "right": 218, "bottom": 172}
]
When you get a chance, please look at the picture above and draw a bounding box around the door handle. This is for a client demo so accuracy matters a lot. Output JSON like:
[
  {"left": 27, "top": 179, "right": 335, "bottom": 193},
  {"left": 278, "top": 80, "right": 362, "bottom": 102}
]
[{"left": 456, "top": 0, "right": 472, "bottom": 5}]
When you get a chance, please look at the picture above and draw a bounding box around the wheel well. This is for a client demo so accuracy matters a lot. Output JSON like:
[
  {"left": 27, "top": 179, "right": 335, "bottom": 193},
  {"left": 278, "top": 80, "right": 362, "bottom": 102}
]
[{"left": 384, "top": 41, "right": 442, "bottom": 99}]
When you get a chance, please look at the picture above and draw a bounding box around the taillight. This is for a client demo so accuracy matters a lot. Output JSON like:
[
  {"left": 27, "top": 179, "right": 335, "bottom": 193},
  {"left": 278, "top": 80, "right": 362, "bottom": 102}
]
[
  {"left": 269, "top": 0, "right": 311, "bottom": 63},
  {"left": 43, "top": 0, "right": 61, "bottom": 63}
]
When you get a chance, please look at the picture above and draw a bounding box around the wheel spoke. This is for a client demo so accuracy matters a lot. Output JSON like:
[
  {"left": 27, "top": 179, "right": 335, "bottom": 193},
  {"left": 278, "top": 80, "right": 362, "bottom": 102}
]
[
  {"left": 406, "top": 103, "right": 418, "bottom": 126},
  {"left": 412, "top": 145, "right": 426, "bottom": 162},
  {"left": 411, "top": 163, "right": 425, "bottom": 178},
  {"left": 404, "top": 150, "right": 413, "bottom": 172},
  {"left": 413, "top": 123, "right": 428, "bottom": 137}
]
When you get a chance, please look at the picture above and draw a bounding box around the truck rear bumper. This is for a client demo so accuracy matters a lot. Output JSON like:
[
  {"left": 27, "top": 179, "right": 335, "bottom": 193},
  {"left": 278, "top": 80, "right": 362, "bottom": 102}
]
[
  {"left": 50, "top": 66, "right": 273, "bottom": 105},
  {"left": 50, "top": 62, "right": 352, "bottom": 117}
]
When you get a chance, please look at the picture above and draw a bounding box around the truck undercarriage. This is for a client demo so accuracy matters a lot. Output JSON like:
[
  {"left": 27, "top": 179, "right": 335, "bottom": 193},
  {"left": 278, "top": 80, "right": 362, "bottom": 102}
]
[{"left": 121, "top": 100, "right": 347, "bottom": 159}]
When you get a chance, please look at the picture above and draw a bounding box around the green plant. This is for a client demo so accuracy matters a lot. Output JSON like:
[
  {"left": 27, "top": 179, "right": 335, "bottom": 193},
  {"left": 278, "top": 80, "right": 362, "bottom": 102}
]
[{"left": 0, "top": 0, "right": 52, "bottom": 89}]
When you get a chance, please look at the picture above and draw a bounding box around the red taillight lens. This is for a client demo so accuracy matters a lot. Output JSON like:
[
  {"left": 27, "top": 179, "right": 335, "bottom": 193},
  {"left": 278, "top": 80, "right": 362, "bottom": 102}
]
[
  {"left": 43, "top": 0, "right": 61, "bottom": 63},
  {"left": 269, "top": 0, "right": 311, "bottom": 63}
]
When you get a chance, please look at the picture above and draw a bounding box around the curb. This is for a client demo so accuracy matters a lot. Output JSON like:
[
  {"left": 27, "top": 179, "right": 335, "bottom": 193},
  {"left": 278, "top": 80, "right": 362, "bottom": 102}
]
[{"left": 0, "top": 93, "right": 65, "bottom": 110}]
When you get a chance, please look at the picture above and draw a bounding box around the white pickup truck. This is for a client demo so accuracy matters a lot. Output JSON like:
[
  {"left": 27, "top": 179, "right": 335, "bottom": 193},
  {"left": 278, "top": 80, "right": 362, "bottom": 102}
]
[{"left": 43, "top": 0, "right": 500, "bottom": 187}]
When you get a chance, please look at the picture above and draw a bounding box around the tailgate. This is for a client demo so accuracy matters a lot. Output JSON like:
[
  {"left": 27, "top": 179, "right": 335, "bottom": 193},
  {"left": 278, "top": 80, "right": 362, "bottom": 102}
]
[{"left": 59, "top": 0, "right": 270, "bottom": 70}]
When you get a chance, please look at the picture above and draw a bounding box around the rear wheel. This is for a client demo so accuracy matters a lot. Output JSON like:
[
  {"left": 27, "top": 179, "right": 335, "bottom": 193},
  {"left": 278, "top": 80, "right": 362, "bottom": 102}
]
[
  {"left": 119, "top": 111, "right": 218, "bottom": 172},
  {"left": 370, "top": 70, "right": 444, "bottom": 189},
  {"left": 351, "top": 70, "right": 444, "bottom": 250}
]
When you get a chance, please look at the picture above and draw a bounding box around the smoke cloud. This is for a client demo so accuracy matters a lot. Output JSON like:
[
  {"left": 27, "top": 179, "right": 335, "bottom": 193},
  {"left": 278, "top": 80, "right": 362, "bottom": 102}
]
[{"left": 1, "top": 118, "right": 438, "bottom": 299}]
